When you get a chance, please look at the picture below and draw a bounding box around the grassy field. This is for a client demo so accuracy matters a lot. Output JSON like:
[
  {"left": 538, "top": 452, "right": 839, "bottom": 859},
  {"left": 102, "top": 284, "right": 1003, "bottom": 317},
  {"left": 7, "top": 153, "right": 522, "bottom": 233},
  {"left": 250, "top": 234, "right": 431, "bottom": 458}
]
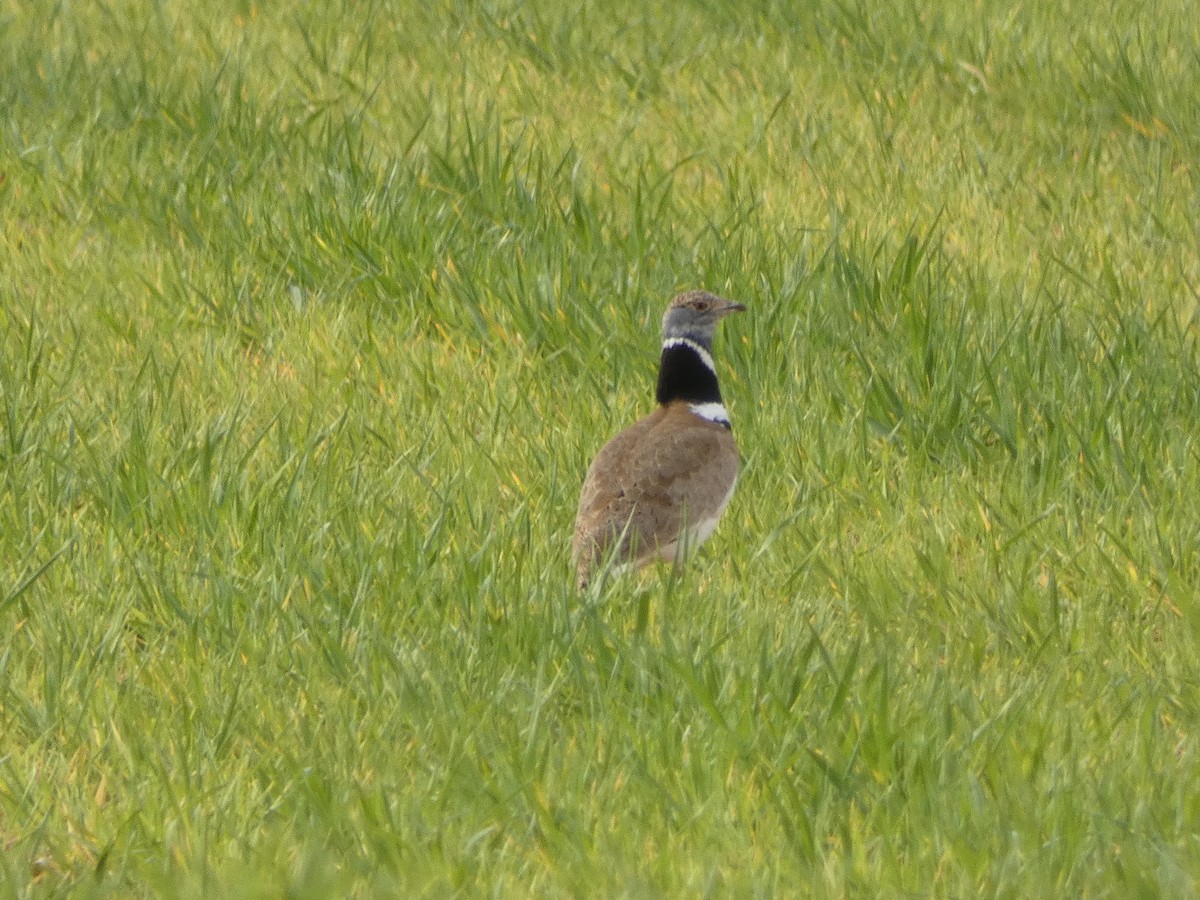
[{"left": 3, "top": 0, "right": 1200, "bottom": 895}]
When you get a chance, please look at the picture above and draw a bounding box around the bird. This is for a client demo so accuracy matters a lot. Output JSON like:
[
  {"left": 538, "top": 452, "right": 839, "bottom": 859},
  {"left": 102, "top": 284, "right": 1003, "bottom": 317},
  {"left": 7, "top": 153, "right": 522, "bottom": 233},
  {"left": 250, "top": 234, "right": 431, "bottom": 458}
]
[{"left": 573, "top": 289, "right": 746, "bottom": 589}]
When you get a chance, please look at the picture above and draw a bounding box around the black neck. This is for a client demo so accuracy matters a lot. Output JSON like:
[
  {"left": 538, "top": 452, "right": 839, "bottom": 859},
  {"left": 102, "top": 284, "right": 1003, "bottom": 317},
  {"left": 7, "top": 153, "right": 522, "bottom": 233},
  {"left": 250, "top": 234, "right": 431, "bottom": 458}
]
[{"left": 655, "top": 343, "right": 722, "bottom": 405}]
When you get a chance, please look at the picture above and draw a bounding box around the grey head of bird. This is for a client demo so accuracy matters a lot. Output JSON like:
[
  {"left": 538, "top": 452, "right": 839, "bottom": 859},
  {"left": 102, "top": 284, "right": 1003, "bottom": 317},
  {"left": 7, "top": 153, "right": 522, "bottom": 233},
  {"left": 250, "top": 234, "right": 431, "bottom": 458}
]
[{"left": 661, "top": 290, "right": 747, "bottom": 350}]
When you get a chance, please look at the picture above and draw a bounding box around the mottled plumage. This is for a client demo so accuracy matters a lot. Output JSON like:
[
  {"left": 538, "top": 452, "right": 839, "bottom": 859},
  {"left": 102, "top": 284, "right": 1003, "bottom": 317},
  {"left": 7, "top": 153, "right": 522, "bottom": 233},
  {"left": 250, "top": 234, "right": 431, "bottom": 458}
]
[{"left": 573, "top": 290, "right": 745, "bottom": 588}]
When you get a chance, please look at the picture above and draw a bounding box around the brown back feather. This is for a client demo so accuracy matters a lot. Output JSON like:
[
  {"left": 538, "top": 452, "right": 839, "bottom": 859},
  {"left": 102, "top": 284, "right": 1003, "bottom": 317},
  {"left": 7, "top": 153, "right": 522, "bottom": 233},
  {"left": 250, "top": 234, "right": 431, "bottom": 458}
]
[{"left": 573, "top": 402, "right": 738, "bottom": 585}]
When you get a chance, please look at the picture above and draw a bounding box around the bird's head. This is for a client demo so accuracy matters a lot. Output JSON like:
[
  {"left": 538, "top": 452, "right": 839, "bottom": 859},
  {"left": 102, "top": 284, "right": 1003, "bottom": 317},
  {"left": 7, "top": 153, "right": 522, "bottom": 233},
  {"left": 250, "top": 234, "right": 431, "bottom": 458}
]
[{"left": 661, "top": 290, "right": 746, "bottom": 347}]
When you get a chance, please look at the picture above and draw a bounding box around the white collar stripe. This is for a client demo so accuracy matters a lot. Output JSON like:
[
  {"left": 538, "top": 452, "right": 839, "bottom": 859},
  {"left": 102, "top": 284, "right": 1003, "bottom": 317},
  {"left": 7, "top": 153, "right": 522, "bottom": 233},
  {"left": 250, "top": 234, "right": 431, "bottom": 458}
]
[
  {"left": 662, "top": 337, "right": 716, "bottom": 374},
  {"left": 689, "top": 402, "right": 730, "bottom": 425}
]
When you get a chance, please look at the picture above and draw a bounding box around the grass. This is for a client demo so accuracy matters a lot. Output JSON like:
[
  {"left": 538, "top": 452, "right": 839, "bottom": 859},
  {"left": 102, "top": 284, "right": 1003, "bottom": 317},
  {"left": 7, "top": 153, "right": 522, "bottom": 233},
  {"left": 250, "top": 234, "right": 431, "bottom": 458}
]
[{"left": 2, "top": 0, "right": 1200, "bottom": 895}]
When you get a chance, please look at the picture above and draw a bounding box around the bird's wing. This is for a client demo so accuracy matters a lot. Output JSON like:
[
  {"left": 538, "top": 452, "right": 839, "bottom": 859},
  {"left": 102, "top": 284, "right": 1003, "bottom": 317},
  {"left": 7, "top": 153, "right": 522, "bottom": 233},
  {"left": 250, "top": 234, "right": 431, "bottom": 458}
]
[{"left": 573, "top": 406, "right": 738, "bottom": 572}]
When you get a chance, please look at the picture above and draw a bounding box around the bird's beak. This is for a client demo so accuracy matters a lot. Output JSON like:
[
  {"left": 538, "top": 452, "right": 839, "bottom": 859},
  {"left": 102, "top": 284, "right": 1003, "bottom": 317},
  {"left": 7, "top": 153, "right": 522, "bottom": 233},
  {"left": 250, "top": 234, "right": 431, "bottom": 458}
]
[{"left": 717, "top": 299, "right": 747, "bottom": 317}]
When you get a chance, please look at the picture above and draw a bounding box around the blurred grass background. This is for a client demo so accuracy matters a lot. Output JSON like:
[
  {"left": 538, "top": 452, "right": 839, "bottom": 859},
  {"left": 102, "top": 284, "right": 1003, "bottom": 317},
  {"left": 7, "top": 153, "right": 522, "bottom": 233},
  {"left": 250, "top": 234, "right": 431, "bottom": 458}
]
[{"left": 2, "top": 0, "right": 1199, "bottom": 895}]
